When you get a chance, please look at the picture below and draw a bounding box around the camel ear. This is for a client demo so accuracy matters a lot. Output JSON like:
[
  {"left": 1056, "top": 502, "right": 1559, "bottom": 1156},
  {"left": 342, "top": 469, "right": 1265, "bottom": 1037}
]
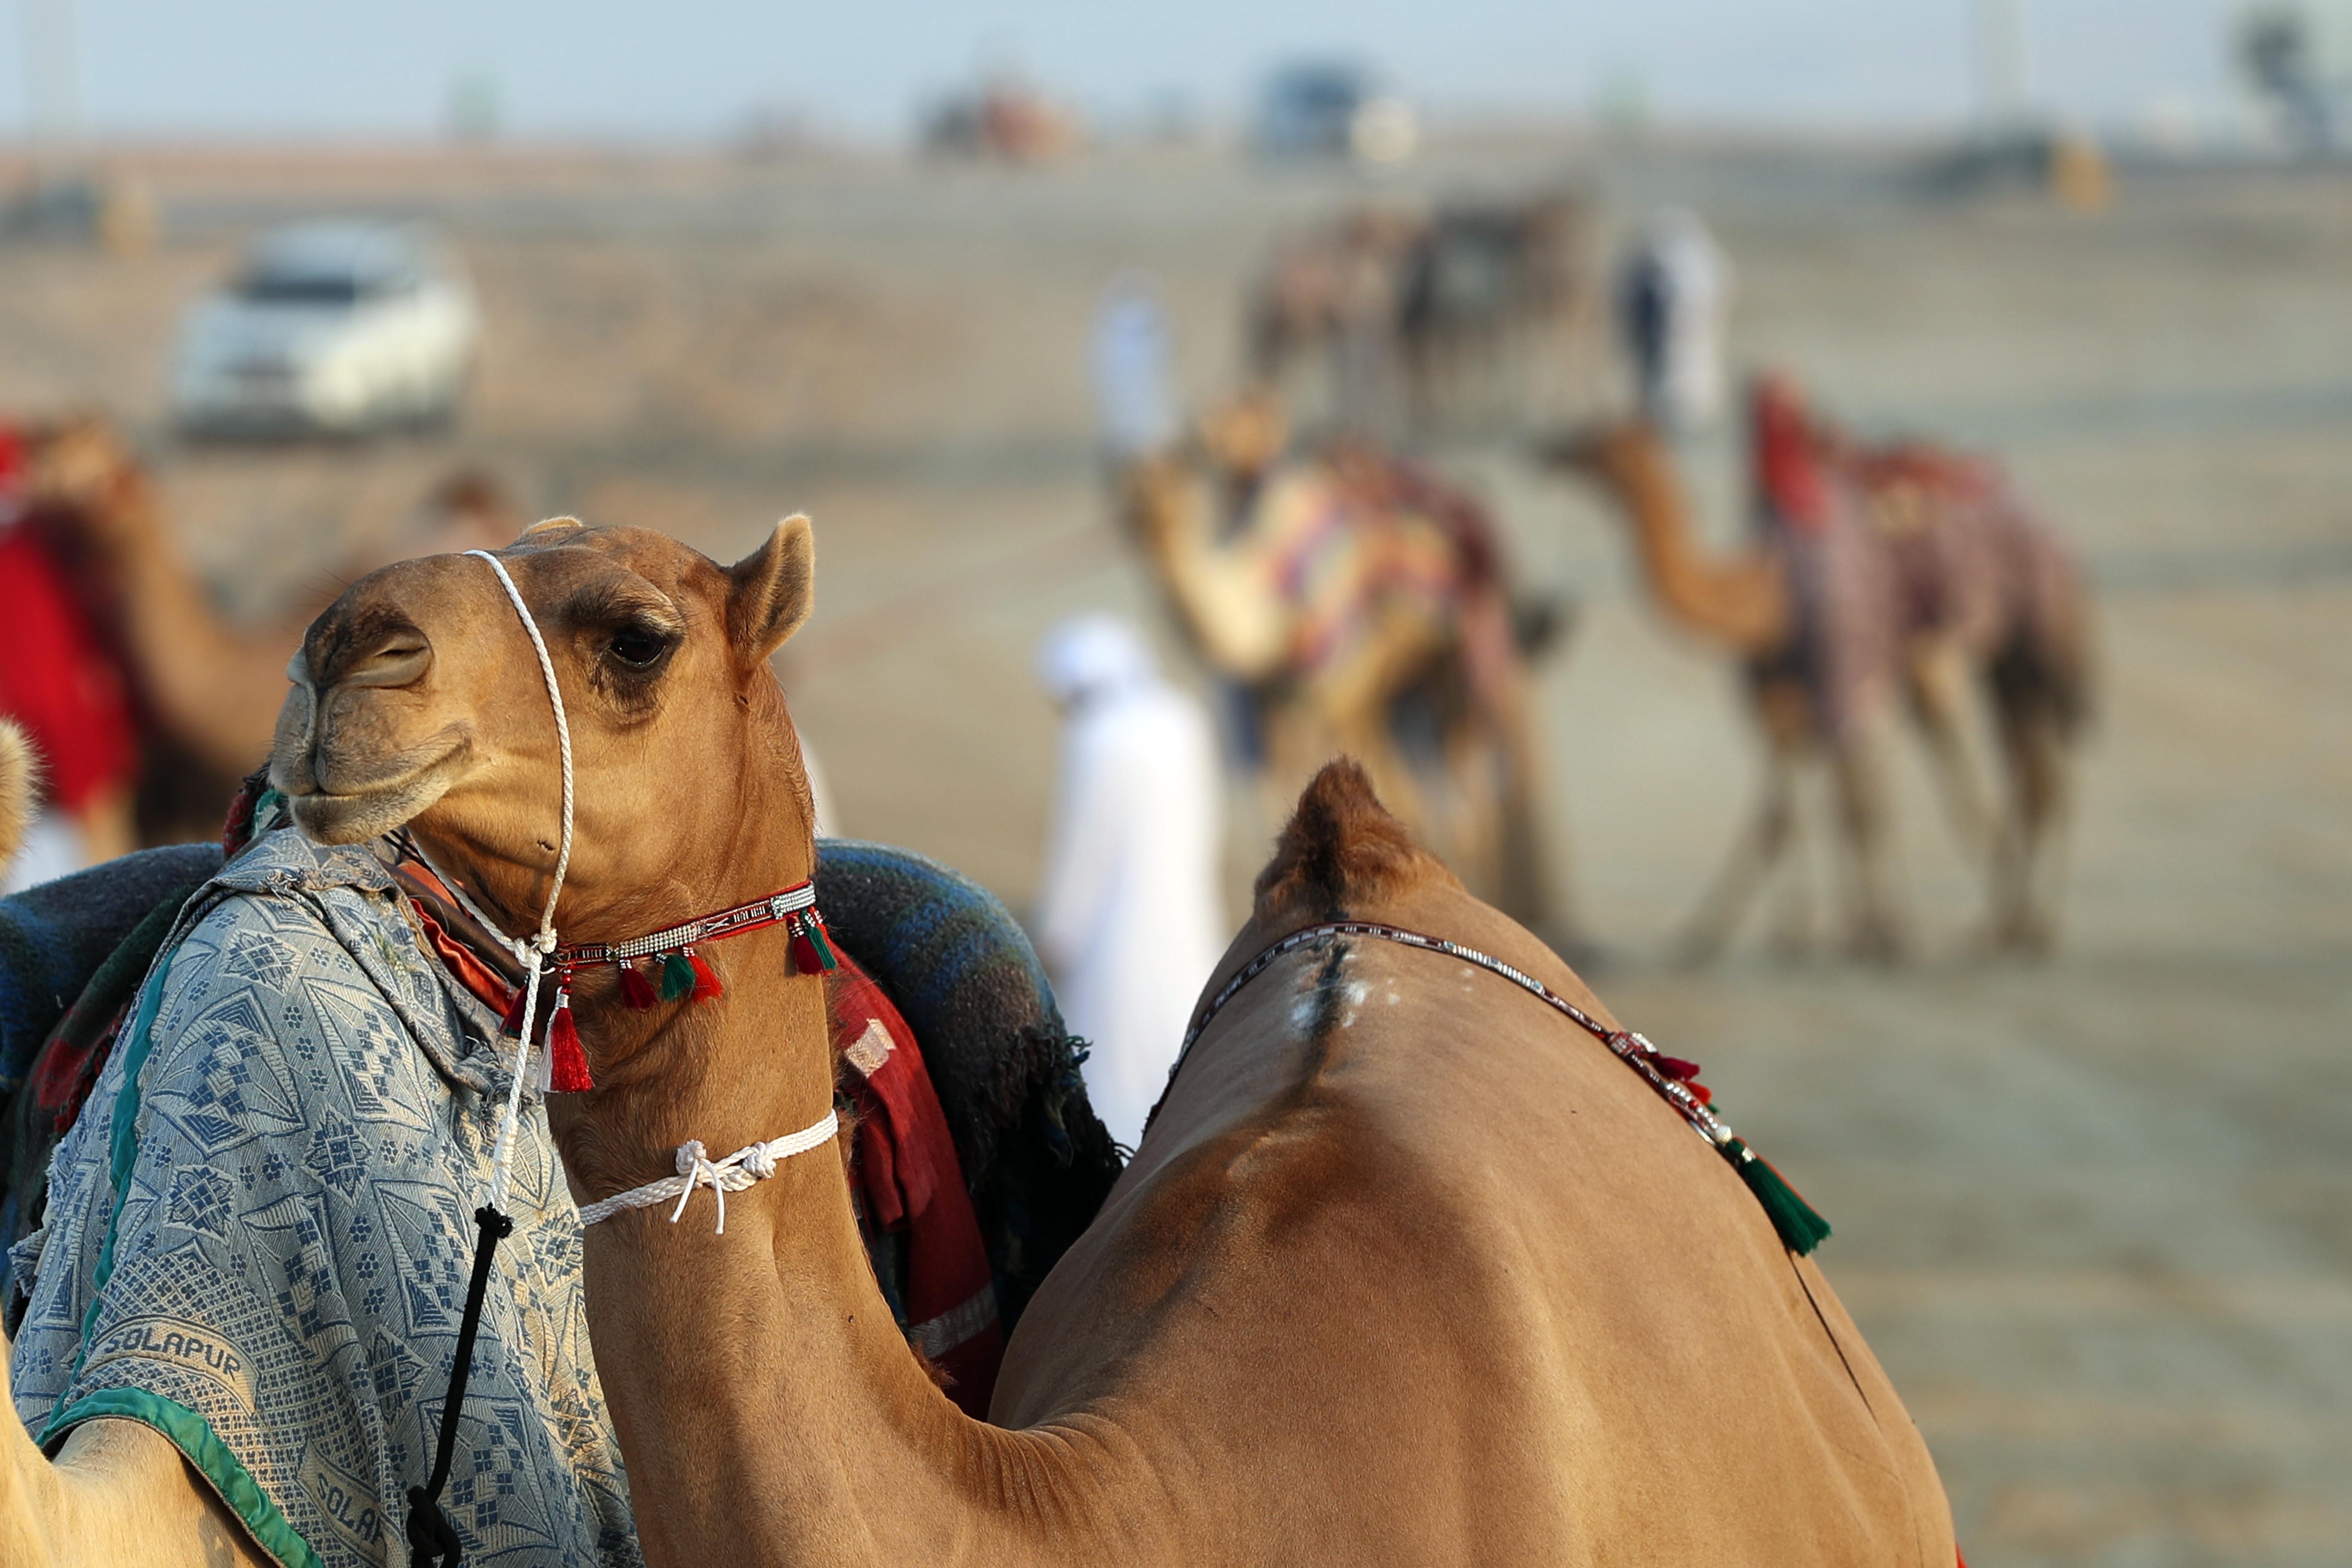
[
  {"left": 726, "top": 515, "right": 815, "bottom": 663},
  {"left": 519, "top": 516, "right": 585, "bottom": 542}
]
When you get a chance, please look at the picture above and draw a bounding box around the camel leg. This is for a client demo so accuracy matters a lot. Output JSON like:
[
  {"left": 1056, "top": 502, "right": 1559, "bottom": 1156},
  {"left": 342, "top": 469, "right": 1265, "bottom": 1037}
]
[
  {"left": 1906, "top": 637, "right": 1998, "bottom": 866},
  {"left": 1829, "top": 730, "right": 1907, "bottom": 964},
  {"left": 1761, "top": 762, "right": 1817, "bottom": 960},
  {"left": 1994, "top": 702, "right": 2072, "bottom": 957},
  {"left": 1676, "top": 739, "right": 1800, "bottom": 967}
]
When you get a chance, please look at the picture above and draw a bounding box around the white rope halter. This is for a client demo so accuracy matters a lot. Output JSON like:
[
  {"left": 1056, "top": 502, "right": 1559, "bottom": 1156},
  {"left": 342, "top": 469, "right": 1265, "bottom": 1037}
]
[
  {"left": 575, "top": 1113, "right": 841, "bottom": 1234},
  {"left": 444, "top": 547, "right": 835, "bottom": 1225}
]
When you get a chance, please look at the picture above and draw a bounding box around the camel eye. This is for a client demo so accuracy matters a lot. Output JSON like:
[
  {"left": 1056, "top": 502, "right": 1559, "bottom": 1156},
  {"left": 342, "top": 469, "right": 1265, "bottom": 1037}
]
[{"left": 607, "top": 625, "right": 673, "bottom": 671}]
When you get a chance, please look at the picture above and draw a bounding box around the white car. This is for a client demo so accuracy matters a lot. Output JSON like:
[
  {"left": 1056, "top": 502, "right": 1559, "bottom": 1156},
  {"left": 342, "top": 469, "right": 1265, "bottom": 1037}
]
[{"left": 173, "top": 223, "right": 479, "bottom": 436}]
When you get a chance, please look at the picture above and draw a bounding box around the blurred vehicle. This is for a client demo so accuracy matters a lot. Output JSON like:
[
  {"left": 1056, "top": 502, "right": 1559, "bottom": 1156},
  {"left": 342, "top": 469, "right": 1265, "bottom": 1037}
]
[
  {"left": 172, "top": 222, "right": 478, "bottom": 436},
  {"left": 1253, "top": 62, "right": 1417, "bottom": 163},
  {"left": 921, "top": 77, "right": 1082, "bottom": 164},
  {"left": 0, "top": 171, "right": 155, "bottom": 252}
]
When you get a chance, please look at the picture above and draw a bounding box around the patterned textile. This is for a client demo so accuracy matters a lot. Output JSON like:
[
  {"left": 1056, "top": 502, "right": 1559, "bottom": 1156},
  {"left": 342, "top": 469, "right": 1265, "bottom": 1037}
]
[{"left": 7, "top": 824, "right": 640, "bottom": 1568}]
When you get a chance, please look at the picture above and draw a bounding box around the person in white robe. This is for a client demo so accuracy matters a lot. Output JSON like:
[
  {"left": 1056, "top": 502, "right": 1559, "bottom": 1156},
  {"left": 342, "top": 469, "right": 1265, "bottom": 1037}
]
[
  {"left": 1033, "top": 613, "right": 1225, "bottom": 1152},
  {"left": 1617, "top": 207, "right": 1733, "bottom": 436}
]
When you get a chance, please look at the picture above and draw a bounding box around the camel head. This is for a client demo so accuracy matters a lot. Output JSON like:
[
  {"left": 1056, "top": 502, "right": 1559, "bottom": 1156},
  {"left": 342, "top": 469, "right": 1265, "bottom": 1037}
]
[
  {"left": 1537, "top": 418, "right": 1670, "bottom": 503},
  {"left": 270, "top": 516, "right": 818, "bottom": 940},
  {"left": 1195, "top": 385, "right": 1289, "bottom": 485}
]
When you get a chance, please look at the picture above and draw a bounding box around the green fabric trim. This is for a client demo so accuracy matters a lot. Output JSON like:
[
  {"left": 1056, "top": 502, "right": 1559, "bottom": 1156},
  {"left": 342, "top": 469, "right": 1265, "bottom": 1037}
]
[
  {"left": 41, "top": 1387, "right": 323, "bottom": 1568},
  {"left": 64, "top": 952, "right": 176, "bottom": 1386}
]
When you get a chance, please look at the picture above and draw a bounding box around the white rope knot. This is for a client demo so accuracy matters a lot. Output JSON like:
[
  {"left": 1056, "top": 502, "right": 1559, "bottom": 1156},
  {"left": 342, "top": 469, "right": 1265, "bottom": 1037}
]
[{"left": 576, "top": 1110, "right": 840, "bottom": 1235}]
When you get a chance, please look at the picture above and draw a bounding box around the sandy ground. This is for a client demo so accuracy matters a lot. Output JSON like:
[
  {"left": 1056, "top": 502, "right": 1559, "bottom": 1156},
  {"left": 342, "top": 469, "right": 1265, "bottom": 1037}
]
[{"left": 3, "top": 135, "right": 2348, "bottom": 1565}]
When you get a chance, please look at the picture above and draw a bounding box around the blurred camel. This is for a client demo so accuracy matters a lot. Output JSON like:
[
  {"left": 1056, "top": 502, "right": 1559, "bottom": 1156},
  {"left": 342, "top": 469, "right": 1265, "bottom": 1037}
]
[
  {"left": 22, "top": 418, "right": 521, "bottom": 842},
  {"left": 1547, "top": 380, "right": 2089, "bottom": 960},
  {"left": 1248, "top": 197, "right": 1591, "bottom": 435},
  {"left": 1123, "top": 389, "right": 1563, "bottom": 938}
]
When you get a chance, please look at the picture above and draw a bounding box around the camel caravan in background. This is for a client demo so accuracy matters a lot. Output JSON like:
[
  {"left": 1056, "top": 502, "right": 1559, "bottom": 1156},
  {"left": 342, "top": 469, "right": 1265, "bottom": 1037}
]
[
  {"left": 1246, "top": 194, "right": 1598, "bottom": 436},
  {"left": 0, "top": 511, "right": 1958, "bottom": 1565},
  {"left": 1548, "top": 373, "right": 2093, "bottom": 962}
]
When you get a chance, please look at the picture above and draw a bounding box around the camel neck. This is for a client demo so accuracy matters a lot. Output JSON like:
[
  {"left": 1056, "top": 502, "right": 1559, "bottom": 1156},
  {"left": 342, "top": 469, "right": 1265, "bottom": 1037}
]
[
  {"left": 568, "top": 964, "right": 1127, "bottom": 1567},
  {"left": 1594, "top": 438, "right": 1788, "bottom": 653}
]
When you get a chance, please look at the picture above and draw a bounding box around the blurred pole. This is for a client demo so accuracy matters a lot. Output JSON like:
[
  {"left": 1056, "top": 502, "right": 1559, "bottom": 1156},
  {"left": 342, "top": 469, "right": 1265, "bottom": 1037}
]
[
  {"left": 25, "top": 0, "right": 83, "bottom": 177},
  {"left": 1972, "top": 0, "right": 2027, "bottom": 128}
]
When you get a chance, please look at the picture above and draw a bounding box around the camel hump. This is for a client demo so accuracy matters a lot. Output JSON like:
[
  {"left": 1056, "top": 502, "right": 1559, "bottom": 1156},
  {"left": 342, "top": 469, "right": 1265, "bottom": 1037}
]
[
  {"left": 1253, "top": 759, "right": 1454, "bottom": 924},
  {"left": 0, "top": 719, "right": 33, "bottom": 870}
]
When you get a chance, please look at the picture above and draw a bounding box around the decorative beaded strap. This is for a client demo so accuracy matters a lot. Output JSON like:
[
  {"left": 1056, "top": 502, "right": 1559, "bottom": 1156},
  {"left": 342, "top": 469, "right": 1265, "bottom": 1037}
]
[
  {"left": 554, "top": 881, "right": 820, "bottom": 966},
  {"left": 1162, "top": 920, "right": 1831, "bottom": 1254}
]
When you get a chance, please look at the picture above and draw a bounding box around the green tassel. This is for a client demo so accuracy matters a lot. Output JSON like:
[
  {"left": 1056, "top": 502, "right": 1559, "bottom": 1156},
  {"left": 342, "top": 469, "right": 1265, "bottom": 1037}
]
[
  {"left": 807, "top": 920, "right": 838, "bottom": 972},
  {"left": 1726, "top": 1138, "right": 1831, "bottom": 1256},
  {"left": 658, "top": 951, "right": 696, "bottom": 1002}
]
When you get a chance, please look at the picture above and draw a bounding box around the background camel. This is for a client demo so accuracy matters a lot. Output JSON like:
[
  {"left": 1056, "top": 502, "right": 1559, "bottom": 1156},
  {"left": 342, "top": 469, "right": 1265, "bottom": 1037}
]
[
  {"left": 1122, "top": 388, "right": 1561, "bottom": 941},
  {"left": 1248, "top": 198, "right": 1591, "bottom": 436},
  {"left": 1547, "top": 386, "right": 2091, "bottom": 959},
  {"left": 15, "top": 417, "right": 521, "bottom": 845},
  {"left": 274, "top": 520, "right": 1953, "bottom": 1565}
]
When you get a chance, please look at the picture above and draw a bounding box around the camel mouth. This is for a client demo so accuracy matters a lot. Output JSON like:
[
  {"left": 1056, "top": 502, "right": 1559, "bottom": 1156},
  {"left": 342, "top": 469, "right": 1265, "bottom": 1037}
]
[{"left": 279, "top": 749, "right": 469, "bottom": 845}]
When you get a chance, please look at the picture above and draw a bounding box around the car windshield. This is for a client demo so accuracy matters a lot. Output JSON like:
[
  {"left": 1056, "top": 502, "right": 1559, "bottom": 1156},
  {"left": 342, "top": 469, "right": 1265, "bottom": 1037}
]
[{"left": 236, "top": 272, "right": 380, "bottom": 306}]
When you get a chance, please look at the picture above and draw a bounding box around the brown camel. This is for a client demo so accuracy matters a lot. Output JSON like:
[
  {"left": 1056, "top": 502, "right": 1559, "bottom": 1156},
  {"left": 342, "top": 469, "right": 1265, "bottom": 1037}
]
[
  {"left": 313, "top": 521, "right": 1943, "bottom": 1563},
  {"left": 1124, "top": 389, "right": 1559, "bottom": 939},
  {"left": 20, "top": 417, "right": 522, "bottom": 843},
  {"left": 0, "top": 521, "right": 1955, "bottom": 1562},
  {"left": 1548, "top": 390, "right": 2090, "bottom": 960}
]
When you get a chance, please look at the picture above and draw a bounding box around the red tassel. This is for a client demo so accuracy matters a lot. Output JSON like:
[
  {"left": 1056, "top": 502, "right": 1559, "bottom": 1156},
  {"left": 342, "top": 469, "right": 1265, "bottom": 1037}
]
[
  {"left": 546, "top": 992, "right": 593, "bottom": 1093},
  {"left": 686, "top": 949, "right": 724, "bottom": 1001},
  {"left": 1655, "top": 1055, "right": 1703, "bottom": 1081},
  {"left": 617, "top": 960, "right": 658, "bottom": 1010},
  {"left": 788, "top": 913, "right": 840, "bottom": 974}
]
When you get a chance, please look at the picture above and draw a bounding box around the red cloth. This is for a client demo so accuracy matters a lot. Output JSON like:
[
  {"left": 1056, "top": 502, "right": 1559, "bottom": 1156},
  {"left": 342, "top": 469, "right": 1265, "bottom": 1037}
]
[
  {"left": 1749, "top": 374, "right": 1831, "bottom": 536},
  {"left": 0, "top": 511, "right": 138, "bottom": 815},
  {"left": 830, "top": 956, "right": 1005, "bottom": 1418}
]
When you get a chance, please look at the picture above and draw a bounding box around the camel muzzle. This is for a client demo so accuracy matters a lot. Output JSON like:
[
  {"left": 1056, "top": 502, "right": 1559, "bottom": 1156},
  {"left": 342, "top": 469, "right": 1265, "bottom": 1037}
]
[{"left": 269, "top": 613, "right": 469, "bottom": 844}]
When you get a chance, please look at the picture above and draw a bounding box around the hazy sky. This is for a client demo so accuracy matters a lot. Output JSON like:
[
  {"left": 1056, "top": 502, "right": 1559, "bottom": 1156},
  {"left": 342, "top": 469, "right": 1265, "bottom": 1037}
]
[{"left": 1, "top": 0, "right": 2251, "bottom": 142}]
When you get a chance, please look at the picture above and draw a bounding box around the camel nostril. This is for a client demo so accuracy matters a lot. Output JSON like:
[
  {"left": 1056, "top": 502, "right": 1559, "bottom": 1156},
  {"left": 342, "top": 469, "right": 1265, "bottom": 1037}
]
[{"left": 336, "top": 633, "right": 434, "bottom": 691}]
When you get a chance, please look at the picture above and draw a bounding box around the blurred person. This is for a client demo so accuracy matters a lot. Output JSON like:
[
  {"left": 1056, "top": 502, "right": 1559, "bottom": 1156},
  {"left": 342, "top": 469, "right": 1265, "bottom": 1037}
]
[
  {"left": 1091, "top": 276, "right": 1179, "bottom": 464},
  {"left": 1033, "top": 612, "right": 1224, "bottom": 1150},
  {"left": 1615, "top": 208, "right": 1732, "bottom": 435}
]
